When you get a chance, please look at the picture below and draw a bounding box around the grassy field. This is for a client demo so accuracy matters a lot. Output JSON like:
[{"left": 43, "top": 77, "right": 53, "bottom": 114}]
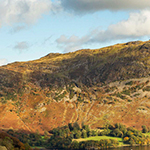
[
  {"left": 73, "top": 136, "right": 124, "bottom": 145},
  {"left": 144, "top": 133, "right": 150, "bottom": 137},
  {"left": 31, "top": 146, "right": 46, "bottom": 150}
]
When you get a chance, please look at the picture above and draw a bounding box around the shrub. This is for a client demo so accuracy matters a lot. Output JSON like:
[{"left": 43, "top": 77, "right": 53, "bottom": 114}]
[
  {"left": 143, "top": 86, "right": 150, "bottom": 91},
  {"left": 69, "top": 89, "right": 75, "bottom": 99},
  {"left": 121, "top": 90, "right": 130, "bottom": 96},
  {"left": 125, "top": 81, "right": 133, "bottom": 85}
]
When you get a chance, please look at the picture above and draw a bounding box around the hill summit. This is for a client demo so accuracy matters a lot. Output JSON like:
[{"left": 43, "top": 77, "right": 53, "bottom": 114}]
[{"left": 1, "top": 40, "right": 150, "bottom": 133}]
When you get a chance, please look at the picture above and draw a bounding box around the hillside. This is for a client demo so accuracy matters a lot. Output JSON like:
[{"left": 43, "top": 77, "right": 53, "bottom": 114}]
[{"left": 1, "top": 40, "right": 150, "bottom": 133}]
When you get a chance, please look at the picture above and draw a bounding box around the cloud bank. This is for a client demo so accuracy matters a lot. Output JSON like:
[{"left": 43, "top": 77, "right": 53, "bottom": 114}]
[
  {"left": 0, "top": 0, "right": 150, "bottom": 27},
  {"left": 0, "top": 0, "right": 58, "bottom": 26},
  {"left": 61, "top": 0, "right": 150, "bottom": 13},
  {"left": 56, "top": 10, "right": 150, "bottom": 52}
]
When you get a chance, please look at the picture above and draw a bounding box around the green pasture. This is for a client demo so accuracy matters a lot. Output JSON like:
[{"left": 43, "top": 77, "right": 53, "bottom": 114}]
[{"left": 74, "top": 136, "right": 124, "bottom": 145}]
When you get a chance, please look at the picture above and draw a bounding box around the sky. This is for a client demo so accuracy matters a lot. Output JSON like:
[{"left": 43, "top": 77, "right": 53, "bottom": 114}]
[{"left": 0, "top": 0, "right": 150, "bottom": 66}]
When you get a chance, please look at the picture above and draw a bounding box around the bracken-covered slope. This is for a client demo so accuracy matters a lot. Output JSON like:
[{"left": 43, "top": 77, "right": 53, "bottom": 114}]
[{"left": 1, "top": 40, "right": 150, "bottom": 133}]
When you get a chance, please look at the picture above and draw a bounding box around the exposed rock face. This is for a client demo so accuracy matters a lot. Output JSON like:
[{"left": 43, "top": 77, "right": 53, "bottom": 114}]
[{"left": 1, "top": 40, "right": 150, "bottom": 133}]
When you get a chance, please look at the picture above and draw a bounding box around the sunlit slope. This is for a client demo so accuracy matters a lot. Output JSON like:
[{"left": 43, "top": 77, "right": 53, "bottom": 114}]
[{"left": 0, "top": 40, "right": 150, "bottom": 133}]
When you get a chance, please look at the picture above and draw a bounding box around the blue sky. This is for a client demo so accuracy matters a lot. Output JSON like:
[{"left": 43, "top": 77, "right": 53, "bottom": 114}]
[{"left": 0, "top": 0, "right": 150, "bottom": 66}]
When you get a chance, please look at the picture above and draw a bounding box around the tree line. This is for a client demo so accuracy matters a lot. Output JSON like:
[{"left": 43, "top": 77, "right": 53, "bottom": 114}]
[{"left": 2, "top": 122, "right": 150, "bottom": 150}]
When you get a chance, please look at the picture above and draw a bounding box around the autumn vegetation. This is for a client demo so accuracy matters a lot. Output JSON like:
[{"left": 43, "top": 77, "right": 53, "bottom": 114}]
[
  {"left": 1, "top": 40, "right": 150, "bottom": 149},
  {"left": 0, "top": 131, "right": 32, "bottom": 150}
]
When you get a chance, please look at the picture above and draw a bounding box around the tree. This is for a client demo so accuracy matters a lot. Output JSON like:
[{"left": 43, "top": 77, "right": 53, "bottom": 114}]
[
  {"left": 46, "top": 136, "right": 72, "bottom": 149},
  {"left": 123, "top": 137, "right": 129, "bottom": 144},
  {"left": 100, "top": 129, "right": 111, "bottom": 136},
  {"left": 110, "top": 128, "right": 123, "bottom": 137},
  {"left": 82, "top": 124, "right": 90, "bottom": 132},
  {"left": 74, "top": 131, "right": 82, "bottom": 139},
  {"left": 73, "top": 122, "right": 80, "bottom": 131},
  {"left": 70, "top": 141, "right": 79, "bottom": 150},
  {"left": 68, "top": 123, "right": 73, "bottom": 131},
  {"left": 87, "top": 131, "right": 92, "bottom": 137},
  {"left": 82, "top": 130, "right": 87, "bottom": 138},
  {"left": 142, "top": 125, "right": 148, "bottom": 133},
  {"left": 1, "top": 137, "right": 14, "bottom": 150},
  {"left": 91, "top": 130, "right": 98, "bottom": 136}
]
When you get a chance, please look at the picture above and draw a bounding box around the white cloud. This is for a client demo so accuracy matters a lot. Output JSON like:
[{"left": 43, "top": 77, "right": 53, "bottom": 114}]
[
  {"left": 92, "top": 10, "right": 150, "bottom": 42},
  {"left": 10, "top": 25, "right": 26, "bottom": 33},
  {"left": 14, "top": 41, "right": 30, "bottom": 52},
  {"left": 61, "top": 0, "right": 150, "bottom": 13},
  {"left": 56, "top": 10, "right": 150, "bottom": 52},
  {"left": 56, "top": 35, "right": 89, "bottom": 52},
  {"left": 0, "top": 0, "right": 59, "bottom": 26},
  {"left": 0, "top": 59, "right": 8, "bottom": 66}
]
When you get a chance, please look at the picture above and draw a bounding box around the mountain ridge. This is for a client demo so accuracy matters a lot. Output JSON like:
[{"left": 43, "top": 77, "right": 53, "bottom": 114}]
[{"left": 1, "top": 40, "right": 150, "bottom": 133}]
